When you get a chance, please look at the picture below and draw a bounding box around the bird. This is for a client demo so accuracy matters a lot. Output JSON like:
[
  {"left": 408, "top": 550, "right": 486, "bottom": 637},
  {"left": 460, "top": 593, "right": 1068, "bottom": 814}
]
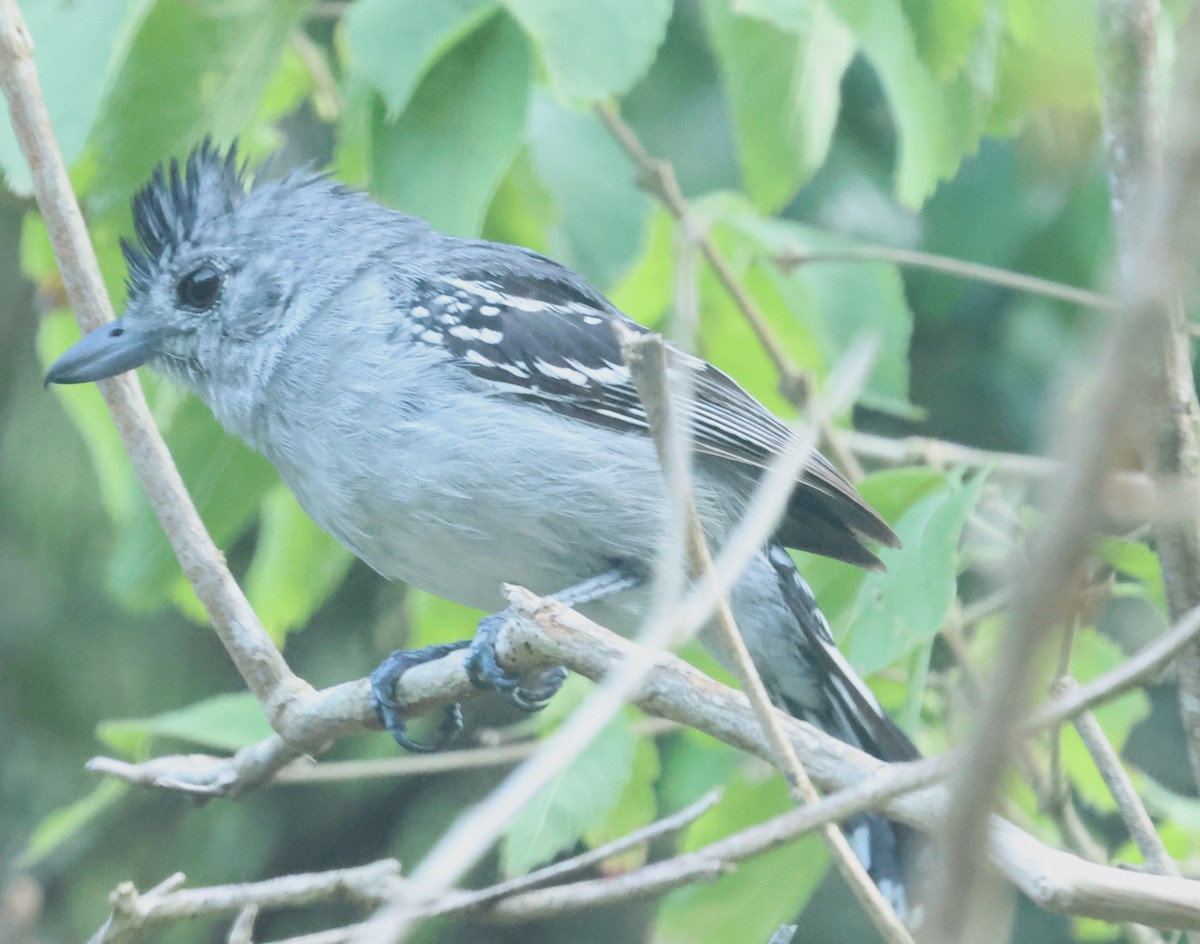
[{"left": 46, "top": 142, "right": 919, "bottom": 913}]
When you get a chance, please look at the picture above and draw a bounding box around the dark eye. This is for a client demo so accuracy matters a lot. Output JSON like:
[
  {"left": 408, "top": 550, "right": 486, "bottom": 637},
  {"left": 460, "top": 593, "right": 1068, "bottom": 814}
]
[{"left": 177, "top": 264, "right": 223, "bottom": 311}]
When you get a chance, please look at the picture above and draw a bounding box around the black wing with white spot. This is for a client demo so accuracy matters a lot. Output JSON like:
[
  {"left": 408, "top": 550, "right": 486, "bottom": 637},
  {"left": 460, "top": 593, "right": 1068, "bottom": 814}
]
[{"left": 393, "top": 246, "right": 898, "bottom": 566}]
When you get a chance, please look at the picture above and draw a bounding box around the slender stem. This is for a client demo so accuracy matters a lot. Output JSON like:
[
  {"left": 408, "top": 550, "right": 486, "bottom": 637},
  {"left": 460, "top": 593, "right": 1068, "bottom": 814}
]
[
  {"left": 0, "top": 0, "right": 304, "bottom": 721},
  {"left": 775, "top": 246, "right": 1117, "bottom": 311}
]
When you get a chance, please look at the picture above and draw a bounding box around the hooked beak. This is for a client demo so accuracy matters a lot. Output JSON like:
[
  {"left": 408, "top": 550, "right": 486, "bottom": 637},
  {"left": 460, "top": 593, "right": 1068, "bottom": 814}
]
[{"left": 44, "top": 320, "right": 159, "bottom": 386}]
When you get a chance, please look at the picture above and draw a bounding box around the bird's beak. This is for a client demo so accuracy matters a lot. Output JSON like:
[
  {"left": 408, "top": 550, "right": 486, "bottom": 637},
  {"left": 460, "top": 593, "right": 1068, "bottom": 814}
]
[{"left": 44, "top": 319, "right": 159, "bottom": 386}]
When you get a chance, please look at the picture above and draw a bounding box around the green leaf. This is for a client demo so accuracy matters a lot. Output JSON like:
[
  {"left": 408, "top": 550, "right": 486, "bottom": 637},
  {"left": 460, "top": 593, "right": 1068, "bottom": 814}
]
[
  {"left": 501, "top": 715, "right": 637, "bottom": 876},
  {"left": 372, "top": 11, "right": 531, "bottom": 236},
  {"left": 828, "top": 0, "right": 995, "bottom": 206},
  {"left": 720, "top": 208, "right": 915, "bottom": 412},
  {"left": 704, "top": 0, "right": 856, "bottom": 212},
  {"left": 500, "top": 0, "right": 671, "bottom": 101},
  {"left": 843, "top": 469, "right": 986, "bottom": 674},
  {"left": 0, "top": 0, "right": 154, "bottom": 194},
  {"left": 899, "top": 0, "right": 988, "bottom": 79},
  {"left": 17, "top": 779, "right": 128, "bottom": 869},
  {"left": 1057, "top": 630, "right": 1151, "bottom": 814},
  {"left": 793, "top": 467, "right": 947, "bottom": 630},
  {"left": 90, "top": 0, "right": 309, "bottom": 207},
  {"left": 38, "top": 310, "right": 135, "bottom": 522},
  {"left": 408, "top": 588, "right": 487, "bottom": 647},
  {"left": 107, "top": 390, "right": 279, "bottom": 613},
  {"left": 659, "top": 774, "right": 828, "bottom": 944},
  {"left": 245, "top": 486, "right": 355, "bottom": 646},
  {"left": 342, "top": 0, "right": 497, "bottom": 118},
  {"left": 607, "top": 208, "right": 676, "bottom": 327},
  {"left": 1095, "top": 536, "right": 1167, "bottom": 615},
  {"left": 583, "top": 736, "right": 662, "bottom": 870},
  {"left": 526, "top": 94, "right": 650, "bottom": 288},
  {"left": 97, "top": 692, "right": 275, "bottom": 756}
]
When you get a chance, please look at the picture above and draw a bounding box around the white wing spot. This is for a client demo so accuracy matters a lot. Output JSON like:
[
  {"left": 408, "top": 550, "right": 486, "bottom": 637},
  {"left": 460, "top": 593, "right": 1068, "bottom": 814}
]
[
  {"left": 583, "top": 315, "right": 604, "bottom": 325},
  {"left": 420, "top": 330, "right": 443, "bottom": 345},
  {"left": 479, "top": 305, "right": 501, "bottom": 317},
  {"left": 477, "top": 328, "right": 504, "bottom": 344},
  {"left": 534, "top": 359, "right": 588, "bottom": 386},
  {"left": 464, "top": 348, "right": 495, "bottom": 367}
]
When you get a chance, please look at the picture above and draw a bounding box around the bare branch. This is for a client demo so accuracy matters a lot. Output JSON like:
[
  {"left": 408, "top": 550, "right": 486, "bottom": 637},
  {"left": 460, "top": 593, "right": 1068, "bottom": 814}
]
[
  {"left": 1064, "top": 681, "right": 1177, "bottom": 877},
  {"left": 0, "top": 0, "right": 306, "bottom": 725},
  {"left": 775, "top": 245, "right": 1117, "bottom": 311},
  {"left": 615, "top": 325, "right": 911, "bottom": 942}
]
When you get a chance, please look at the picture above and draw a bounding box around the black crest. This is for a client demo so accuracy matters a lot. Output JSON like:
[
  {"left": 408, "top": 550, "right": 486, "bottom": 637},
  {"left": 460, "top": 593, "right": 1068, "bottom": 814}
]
[{"left": 123, "top": 139, "right": 247, "bottom": 295}]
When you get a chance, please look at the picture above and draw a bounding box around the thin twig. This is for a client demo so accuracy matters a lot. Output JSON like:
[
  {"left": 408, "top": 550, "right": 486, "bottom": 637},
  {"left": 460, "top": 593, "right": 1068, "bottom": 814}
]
[
  {"left": 1026, "top": 601, "right": 1200, "bottom": 730},
  {"left": 429, "top": 788, "right": 723, "bottom": 916},
  {"left": 616, "top": 325, "right": 912, "bottom": 943},
  {"left": 775, "top": 246, "right": 1117, "bottom": 311},
  {"left": 1063, "top": 680, "right": 1178, "bottom": 876},
  {"left": 0, "top": 0, "right": 307, "bottom": 726}
]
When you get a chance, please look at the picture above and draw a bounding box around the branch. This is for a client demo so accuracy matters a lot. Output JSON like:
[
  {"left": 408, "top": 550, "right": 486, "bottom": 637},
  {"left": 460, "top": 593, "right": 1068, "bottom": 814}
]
[
  {"left": 775, "top": 245, "right": 1117, "bottom": 311},
  {"left": 615, "top": 325, "right": 911, "bottom": 942},
  {"left": 1098, "top": 0, "right": 1200, "bottom": 792},
  {"left": 0, "top": 0, "right": 306, "bottom": 726},
  {"left": 85, "top": 592, "right": 1200, "bottom": 933}
]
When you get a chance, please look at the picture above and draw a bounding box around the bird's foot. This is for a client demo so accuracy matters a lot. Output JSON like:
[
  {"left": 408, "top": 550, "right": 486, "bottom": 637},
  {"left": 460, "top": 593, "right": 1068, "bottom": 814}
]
[
  {"left": 369, "top": 641, "right": 470, "bottom": 752},
  {"left": 466, "top": 613, "right": 568, "bottom": 712}
]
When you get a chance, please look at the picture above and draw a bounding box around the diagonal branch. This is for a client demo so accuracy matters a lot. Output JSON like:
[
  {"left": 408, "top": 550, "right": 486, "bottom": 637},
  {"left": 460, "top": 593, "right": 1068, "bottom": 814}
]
[{"left": 0, "top": 0, "right": 305, "bottom": 724}]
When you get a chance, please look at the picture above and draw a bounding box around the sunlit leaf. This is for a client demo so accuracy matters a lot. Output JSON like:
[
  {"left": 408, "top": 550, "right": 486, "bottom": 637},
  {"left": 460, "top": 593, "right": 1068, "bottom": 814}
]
[
  {"left": 501, "top": 715, "right": 637, "bottom": 876},
  {"left": 501, "top": 0, "right": 671, "bottom": 102},
  {"left": 245, "top": 486, "right": 355, "bottom": 645},
  {"left": 705, "top": 0, "right": 856, "bottom": 211},
  {"left": 343, "top": 0, "right": 496, "bottom": 118},
  {"left": 372, "top": 11, "right": 531, "bottom": 236},
  {"left": 97, "top": 692, "right": 274, "bottom": 756}
]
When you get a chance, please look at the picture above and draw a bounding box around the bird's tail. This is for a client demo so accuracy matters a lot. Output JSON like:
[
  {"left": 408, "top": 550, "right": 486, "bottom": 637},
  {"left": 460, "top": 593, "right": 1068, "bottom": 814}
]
[{"left": 763, "top": 544, "right": 919, "bottom": 918}]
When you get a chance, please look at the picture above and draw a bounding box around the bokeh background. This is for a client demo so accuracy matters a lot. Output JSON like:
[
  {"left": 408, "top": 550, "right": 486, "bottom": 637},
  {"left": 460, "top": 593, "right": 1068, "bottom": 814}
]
[{"left": 0, "top": 1, "right": 1190, "bottom": 941}]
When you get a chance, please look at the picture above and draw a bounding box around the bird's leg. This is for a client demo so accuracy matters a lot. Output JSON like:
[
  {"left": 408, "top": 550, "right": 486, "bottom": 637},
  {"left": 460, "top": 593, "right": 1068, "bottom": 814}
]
[
  {"left": 369, "top": 566, "right": 642, "bottom": 752},
  {"left": 466, "top": 565, "right": 643, "bottom": 711}
]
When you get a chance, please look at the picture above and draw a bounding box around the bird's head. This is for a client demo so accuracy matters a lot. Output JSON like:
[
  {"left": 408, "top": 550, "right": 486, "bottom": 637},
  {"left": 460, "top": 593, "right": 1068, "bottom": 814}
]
[{"left": 45, "top": 142, "right": 420, "bottom": 429}]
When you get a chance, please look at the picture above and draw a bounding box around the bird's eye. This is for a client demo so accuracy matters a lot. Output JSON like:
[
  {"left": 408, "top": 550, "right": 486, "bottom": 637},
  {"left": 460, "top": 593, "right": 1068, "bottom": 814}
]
[{"left": 177, "top": 264, "right": 223, "bottom": 312}]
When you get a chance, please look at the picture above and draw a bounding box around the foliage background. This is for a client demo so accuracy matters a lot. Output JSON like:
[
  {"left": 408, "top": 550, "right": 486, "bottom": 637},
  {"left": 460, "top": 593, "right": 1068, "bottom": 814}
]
[{"left": 0, "top": 0, "right": 1192, "bottom": 941}]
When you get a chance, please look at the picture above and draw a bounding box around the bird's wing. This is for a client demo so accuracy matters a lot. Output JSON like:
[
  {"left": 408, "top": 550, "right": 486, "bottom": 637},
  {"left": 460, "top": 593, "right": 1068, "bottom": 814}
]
[{"left": 392, "top": 244, "right": 897, "bottom": 565}]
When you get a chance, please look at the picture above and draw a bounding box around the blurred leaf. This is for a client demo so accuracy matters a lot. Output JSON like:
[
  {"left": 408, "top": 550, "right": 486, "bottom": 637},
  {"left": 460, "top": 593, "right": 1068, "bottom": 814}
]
[
  {"left": 659, "top": 774, "right": 828, "bottom": 944},
  {"left": 526, "top": 94, "right": 650, "bottom": 288},
  {"left": 37, "top": 311, "right": 135, "bottom": 522},
  {"left": 607, "top": 208, "right": 675, "bottom": 327},
  {"left": 501, "top": 0, "right": 671, "bottom": 102},
  {"left": 0, "top": 0, "right": 154, "bottom": 194},
  {"left": 408, "top": 588, "right": 486, "bottom": 646},
  {"left": 90, "top": 0, "right": 309, "bottom": 206},
  {"left": 97, "top": 692, "right": 274, "bottom": 756},
  {"left": 1058, "top": 630, "right": 1150, "bottom": 813},
  {"left": 828, "top": 0, "right": 997, "bottom": 206},
  {"left": 583, "top": 734, "right": 661, "bottom": 870},
  {"left": 899, "top": 0, "right": 988, "bottom": 79},
  {"left": 705, "top": 0, "right": 855, "bottom": 212},
  {"left": 483, "top": 147, "right": 556, "bottom": 255},
  {"left": 107, "top": 392, "right": 279, "bottom": 612},
  {"left": 245, "top": 485, "right": 355, "bottom": 645},
  {"left": 720, "top": 207, "right": 915, "bottom": 413},
  {"left": 343, "top": 0, "right": 496, "bottom": 118},
  {"left": 501, "top": 715, "right": 637, "bottom": 876},
  {"left": 843, "top": 469, "right": 986, "bottom": 673},
  {"left": 372, "top": 11, "right": 531, "bottom": 236},
  {"left": 1095, "top": 535, "right": 1167, "bottom": 616},
  {"left": 17, "top": 779, "right": 128, "bottom": 869},
  {"left": 794, "top": 466, "right": 947, "bottom": 636},
  {"left": 994, "top": 0, "right": 1098, "bottom": 119}
]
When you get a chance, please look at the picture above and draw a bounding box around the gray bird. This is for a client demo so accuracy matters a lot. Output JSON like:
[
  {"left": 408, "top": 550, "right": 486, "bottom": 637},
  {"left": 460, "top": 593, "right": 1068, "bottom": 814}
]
[{"left": 47, "top": 143, "right": 917, "bottom": 912}]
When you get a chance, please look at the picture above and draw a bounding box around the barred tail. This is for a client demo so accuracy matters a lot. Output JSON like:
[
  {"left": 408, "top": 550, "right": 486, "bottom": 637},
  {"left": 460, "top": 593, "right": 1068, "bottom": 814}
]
[{"left": 764, "top": 543, "right": 919, "bottom": 917}]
